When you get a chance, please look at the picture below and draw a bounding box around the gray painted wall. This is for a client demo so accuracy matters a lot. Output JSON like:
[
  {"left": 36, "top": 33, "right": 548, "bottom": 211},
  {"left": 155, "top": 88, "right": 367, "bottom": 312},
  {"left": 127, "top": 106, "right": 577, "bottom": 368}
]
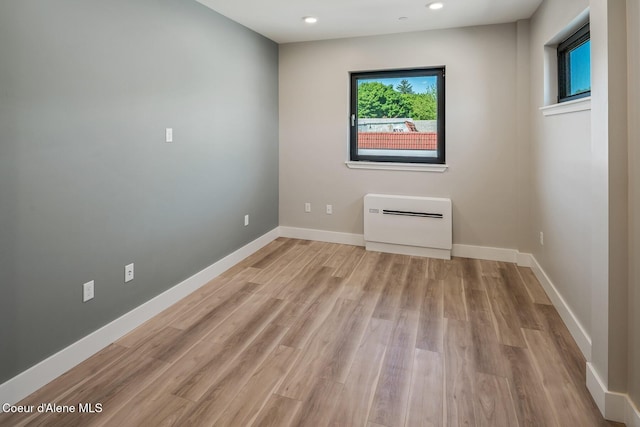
[{"left": 0, "top": 0, "right": 279, "bottom": 383}]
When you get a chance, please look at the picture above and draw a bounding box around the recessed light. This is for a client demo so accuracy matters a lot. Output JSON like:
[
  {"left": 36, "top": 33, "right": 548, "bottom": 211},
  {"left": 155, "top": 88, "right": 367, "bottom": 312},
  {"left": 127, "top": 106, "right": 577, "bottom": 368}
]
[
  {"left": 303, "top": 16, "right": 318, "bottom": 24},
  {"left": 427, "top": 2, "right": 444, "bottom": 10}
]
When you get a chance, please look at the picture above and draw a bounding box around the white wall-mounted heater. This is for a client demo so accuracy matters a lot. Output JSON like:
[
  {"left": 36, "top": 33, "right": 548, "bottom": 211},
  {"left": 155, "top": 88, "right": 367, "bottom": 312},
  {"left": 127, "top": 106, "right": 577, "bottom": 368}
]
[{"left": 364, "top": 194, "right": 452, "bottom": 259}]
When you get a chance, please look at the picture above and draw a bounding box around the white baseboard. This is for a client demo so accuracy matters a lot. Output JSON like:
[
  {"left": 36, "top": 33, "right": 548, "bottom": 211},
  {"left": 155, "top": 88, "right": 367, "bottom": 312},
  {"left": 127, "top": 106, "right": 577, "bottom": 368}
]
[
  {"left": 278, "top": 227, "right": 530, "bottom": 265},
  {"left": 0, "top": 228, "right": 280, "bottom": 408},
  {"left": 278, "top": 226, "right": 365, "bottom": 246},
  {"left": 523, "top": 253, "right": 592, "bottom": 361},
  {"left": 516, "top": 251, "right": 533, "bottom": 267},
  {"left": 366, "top": 242, "right": 451, "bottom": 259},
  {"left": 452, "top": 244, "right": 519, "bottom": 263},
  {"left": 587, "top": 363, "right": 640, "bottom": 426},
  {"left": 629, "top": 399, "right": 640, "bottom": 427}
]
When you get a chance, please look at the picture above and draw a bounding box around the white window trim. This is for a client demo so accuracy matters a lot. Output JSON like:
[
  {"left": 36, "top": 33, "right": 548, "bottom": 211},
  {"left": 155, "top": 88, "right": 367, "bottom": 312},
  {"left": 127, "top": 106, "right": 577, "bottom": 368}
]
[
  {"left": 540, "top": 96, "right": 591, "bottom": 116},
  {"left": 345, "top": 161, "right": 448, "bottom": 172}
]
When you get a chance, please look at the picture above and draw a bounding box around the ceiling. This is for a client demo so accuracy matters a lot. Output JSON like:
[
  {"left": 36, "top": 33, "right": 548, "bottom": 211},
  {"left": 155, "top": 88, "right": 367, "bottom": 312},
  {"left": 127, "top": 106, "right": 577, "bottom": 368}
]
[{"left": 196, "top": 0, "right": 543, "bottom": 44}]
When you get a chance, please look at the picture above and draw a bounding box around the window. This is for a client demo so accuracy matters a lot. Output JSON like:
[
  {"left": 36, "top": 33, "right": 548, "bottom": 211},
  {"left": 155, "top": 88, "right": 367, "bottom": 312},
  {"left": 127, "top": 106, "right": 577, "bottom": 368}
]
[
  {"left": 558, "top": 23, "right": 590, "bottom": 103},
  {"left": 350, "top": 67, "right": 445, "bottom": 164}
]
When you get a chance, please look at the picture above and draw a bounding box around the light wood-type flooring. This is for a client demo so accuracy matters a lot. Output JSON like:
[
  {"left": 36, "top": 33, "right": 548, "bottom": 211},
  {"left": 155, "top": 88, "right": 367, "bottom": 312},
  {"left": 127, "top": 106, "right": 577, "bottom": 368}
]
[{"left": 0, "top": 238, "right": 624, "bottom": 426}]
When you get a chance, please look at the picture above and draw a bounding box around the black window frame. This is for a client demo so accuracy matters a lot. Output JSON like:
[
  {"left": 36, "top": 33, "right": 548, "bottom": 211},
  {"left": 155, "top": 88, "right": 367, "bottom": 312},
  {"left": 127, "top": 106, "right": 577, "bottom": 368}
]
[
  {"left": 350, "top": 67, "right": 446, "bottom": 165},
  {"left": 557, "top": 23, "right": 591, "bottom": 103}
]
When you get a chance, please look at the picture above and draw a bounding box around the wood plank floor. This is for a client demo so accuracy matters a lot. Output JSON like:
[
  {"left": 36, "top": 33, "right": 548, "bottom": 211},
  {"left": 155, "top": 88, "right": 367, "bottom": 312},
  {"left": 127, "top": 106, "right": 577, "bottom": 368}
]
[{"left": 0, "top": 238, "right": 624, "bottom": 427}]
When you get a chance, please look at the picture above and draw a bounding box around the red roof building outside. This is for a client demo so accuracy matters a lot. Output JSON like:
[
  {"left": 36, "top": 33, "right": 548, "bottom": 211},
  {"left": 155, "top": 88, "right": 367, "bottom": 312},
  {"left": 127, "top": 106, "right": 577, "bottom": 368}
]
[{"left": 357, "top": 132, "right": 437, "bottom": 150}]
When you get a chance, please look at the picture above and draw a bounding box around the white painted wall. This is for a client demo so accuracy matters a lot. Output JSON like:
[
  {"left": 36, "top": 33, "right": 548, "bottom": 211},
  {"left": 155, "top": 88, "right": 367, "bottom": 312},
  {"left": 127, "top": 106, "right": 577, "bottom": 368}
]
[
  {"left": 626, "top": 0, "right": 640, "bottom": 410},
  {"left": 590, "top": 0, "right": 629, "bottom": 395},
  {"left": 516, "top": 20, "right": 533, "bottom": 254},
  {"left": 279, "top": 24, "right": 524, "bottom": 250},
  {"left": 531, "top": 0, "right": 637, "bottom": 418},
  {"left": 528, "top": 0, "right": 594, "bottom": 337}
]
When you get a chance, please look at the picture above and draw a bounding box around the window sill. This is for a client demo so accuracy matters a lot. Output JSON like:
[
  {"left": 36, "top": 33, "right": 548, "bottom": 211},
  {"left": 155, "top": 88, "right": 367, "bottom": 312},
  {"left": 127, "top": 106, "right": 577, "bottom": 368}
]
[
  {"left": 345, "top": 161, "right": 448, "bottom": 172},
  {"left": 540, "top": 96, "right": 591, "bottom": 116}
]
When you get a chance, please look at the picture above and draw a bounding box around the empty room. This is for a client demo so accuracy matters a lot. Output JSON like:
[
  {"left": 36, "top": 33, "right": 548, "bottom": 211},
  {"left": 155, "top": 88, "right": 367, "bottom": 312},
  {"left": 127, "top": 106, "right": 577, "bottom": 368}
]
[{"left": 1, "top": 0, "right": 639, "bottom": 426}]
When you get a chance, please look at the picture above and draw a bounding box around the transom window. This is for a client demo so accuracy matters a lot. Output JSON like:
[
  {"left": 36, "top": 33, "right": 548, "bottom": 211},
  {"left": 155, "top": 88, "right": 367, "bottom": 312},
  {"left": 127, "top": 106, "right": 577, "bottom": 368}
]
[
  {"left": 350, "top": 67, "right": 445, "bottom": 164},
  {"left": 558, "top": 23, "right": 590, "bottom": 103}
]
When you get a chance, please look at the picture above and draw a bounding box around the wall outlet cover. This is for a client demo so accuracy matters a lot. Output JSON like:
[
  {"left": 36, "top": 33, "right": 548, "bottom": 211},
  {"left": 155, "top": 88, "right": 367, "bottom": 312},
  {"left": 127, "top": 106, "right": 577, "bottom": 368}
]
[
  {"left": 125, "top": 263, "right": 134, "bottom": 283},
  {"left": 83, "top": 280, "right": 94, "bottom": 302}
]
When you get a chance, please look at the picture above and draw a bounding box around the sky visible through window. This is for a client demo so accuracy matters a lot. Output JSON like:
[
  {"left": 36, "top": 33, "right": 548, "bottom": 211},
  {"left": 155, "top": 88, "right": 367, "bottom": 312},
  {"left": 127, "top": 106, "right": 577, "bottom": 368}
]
[
  {"left": 358, "top": 76, "right": 437, "bottom": 93},
  {"left": 569, "top": 40, "right": 591, "bottom": 95}
]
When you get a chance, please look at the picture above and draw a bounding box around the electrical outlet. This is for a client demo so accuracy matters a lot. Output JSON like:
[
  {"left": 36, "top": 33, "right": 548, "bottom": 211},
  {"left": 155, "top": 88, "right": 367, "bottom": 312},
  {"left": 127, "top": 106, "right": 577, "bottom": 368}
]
[
  {"left": 165, "top": 128, "right": 173, "bottom": 143},
  {"left": 539, "top": 232, "right": 544, "bottom": 246},
  {"left": 244, "top": 214, "right": 249, "bottom": 226},
  {"left": 125, "top": 263, "right": 134, "bottom": 283},
  {"left": 305, "top": 202, "right": 311, "bottom": 213},
  {"left": 326, "top": 204, "right": 333, "bottom": 215},
  {"left": 83, "top": 280, "right": 94, "bottom": 302}
]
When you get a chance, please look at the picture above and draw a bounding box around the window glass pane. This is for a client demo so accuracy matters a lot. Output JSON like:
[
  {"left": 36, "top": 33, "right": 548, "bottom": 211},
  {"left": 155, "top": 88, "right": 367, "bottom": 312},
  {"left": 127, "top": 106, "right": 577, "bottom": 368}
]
[
  {"left": 568, "top": 40, "right": 590, "bottom": 97},
  {"left": 557, "top": 23, "right": 590, "bottom": 103},
  {"left": 356, "top": 75, "right": 439, "bottom": 159}
]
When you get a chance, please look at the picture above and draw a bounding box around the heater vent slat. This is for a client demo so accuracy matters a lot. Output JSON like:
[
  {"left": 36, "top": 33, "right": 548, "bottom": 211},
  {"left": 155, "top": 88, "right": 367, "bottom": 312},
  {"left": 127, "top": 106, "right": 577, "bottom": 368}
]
[{"left": 382, "top": 209, "right": 443, "bottom": 219}]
